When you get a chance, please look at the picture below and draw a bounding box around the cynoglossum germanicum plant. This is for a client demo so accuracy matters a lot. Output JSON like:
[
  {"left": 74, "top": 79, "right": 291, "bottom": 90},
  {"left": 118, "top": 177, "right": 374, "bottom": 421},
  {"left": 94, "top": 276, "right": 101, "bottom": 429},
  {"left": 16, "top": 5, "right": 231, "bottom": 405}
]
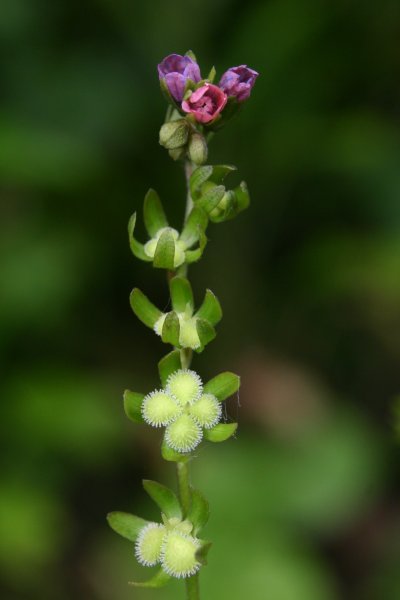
[{"left": 108, "top": 50, "right": 258, "bottom": 598}]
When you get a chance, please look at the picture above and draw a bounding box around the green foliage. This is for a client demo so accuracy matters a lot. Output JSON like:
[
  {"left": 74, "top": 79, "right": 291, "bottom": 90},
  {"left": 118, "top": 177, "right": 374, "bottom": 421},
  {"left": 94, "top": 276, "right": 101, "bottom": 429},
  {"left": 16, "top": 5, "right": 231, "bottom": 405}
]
[
  {"left": 107, "top": 512, "right": 149, "bottom": 542},
  {"left": 143, "top": 480, "right": 182, "bottom": 520}
]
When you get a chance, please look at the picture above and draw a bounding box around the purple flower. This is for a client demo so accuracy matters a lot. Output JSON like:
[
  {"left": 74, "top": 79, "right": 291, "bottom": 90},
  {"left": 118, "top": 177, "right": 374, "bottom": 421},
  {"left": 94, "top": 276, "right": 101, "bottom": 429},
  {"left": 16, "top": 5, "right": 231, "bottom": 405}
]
[
  {"left": 181, "top": 84, "right": 228, "bottom": 124},
  {"left": 158, "top": 54, "right": 201, "bottom": 102},
  {"left": 219, "top": 65, "right": 259, "bottom": 102}
]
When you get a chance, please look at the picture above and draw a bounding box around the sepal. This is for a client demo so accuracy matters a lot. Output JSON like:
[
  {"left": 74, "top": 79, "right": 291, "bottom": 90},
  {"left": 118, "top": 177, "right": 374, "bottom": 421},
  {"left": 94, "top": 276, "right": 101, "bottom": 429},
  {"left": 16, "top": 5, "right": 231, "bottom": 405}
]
[
  {"left": 170, "top": 276, "right": 194, "bottom": 313},
  {"left": 129, "top": 569, "right": 171, "bottom": 588},
  {"left": 203, "top": 372, "right": 240, "bottom": 401},
  {"left": 187, "top": 488, "right": 210, "bottom": 535},
  {"left": 204, "top": 422, "right": 238, "bottom": 442},
  {"left": 128, "top": 213, "right": 152, "bottom": 262},
  {"left": 123, "top": 390, "right": 144, "bottom": 423},
  {"left": 130, "top": 288, "right": 162, "bottom": 329},
  {"left": 158, "top": 350, "right": 182, "bottom": 387},
  {"left": 143, "top": 480, "right": 182, "bottom": 520},
  {"left": 195, "top": 540, "right": 212, "bottom": 566},
  {"left": 143, "top": 188, "right": 168, "bottom": 237},
  {"left": 153, "top": 229, "right": 176, "bottom": 269},
  {"left": 196, "top": 289, "right": 222, "bottom": 326},
  {"left": 107, "top": 512, "right": 149, "bottom": 542},
  {"left": 161, "top": 437, "right": 190, "bottom": 462},
  {"left": 161, "top": 311, "right": 181, "bottom": 346}
]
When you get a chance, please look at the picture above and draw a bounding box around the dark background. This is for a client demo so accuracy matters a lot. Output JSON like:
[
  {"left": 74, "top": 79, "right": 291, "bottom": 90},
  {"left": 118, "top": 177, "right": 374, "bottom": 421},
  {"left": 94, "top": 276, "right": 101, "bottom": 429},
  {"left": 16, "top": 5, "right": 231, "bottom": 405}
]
[{"left": 1, "top": 0, "right": 399, "bottom": 598}]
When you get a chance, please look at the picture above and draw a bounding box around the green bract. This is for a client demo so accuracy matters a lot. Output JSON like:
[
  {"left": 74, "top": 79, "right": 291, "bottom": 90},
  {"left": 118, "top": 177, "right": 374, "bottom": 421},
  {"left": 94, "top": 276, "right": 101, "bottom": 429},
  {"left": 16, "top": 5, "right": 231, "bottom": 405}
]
[
  {"left": 123, "top": 354, "right": 239, "bottom": 457},
  {"left": 128, "top": 189, "right": 208, "bottom": 269},
  {"left": 130, "top": 276, "right": 222, "bottom": 352},
  {"left": 190, "top": 164, "right": 250, "bottom": 223}
]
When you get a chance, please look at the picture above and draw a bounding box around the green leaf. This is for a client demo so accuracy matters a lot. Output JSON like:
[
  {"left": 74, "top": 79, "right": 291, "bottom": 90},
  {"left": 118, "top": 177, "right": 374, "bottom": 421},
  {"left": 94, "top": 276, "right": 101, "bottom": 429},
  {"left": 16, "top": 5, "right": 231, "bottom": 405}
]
[
  {"left": 129, "top": 569, "right": 171, "bottom": 588},
  {"left": 123, "top": 390, "right": 144, "bottom": 423},
  {"left": 143, "top": 188, "right": 168, "bottom": 237},
  {"left": 169, "top": 276, "right": 194, "bottom": 313},
  {"left": 161, "top": 437, "right": 189, "bottom": 462},
  {"left": 204, "top": 422, "right": 238, "bottom": 442},
  {"left": 187, "top": 488, "right": 210, "bottom": 534},
  {"left": 161, "top": 311, "right": 180, "bottom": 347},
  {"left": 210, "top": 164, "right": 236, "bottom": 185},
  {"left": 158, "top": 350, "right": 182, "bottom": 387},
  {"left": 195, "top": 289, "right": 222, "bottom": 326},
  {"left": 196, "top": 318, "right": 216, "bottom": 352},
  {"left": 129, "top": 288, "right": 162, "bottom": 329},
  {"left": 153, "top": 229, "right": 176, "bottom": 270},
  {"left": 128, "top": 213, "right": 151, "bottom": 262},
  {"left": 185, "top": 228, "right": 207, "bottom": 264},
  {"left": 190, "top": 165, "right": 213, "bottom": 200},
  {"left": 234, "top": 181, "right": 250, "bottom": 213},
  {"left": 180, "top": 206, "right": 208, "bottom": 247},
  {"left": 107, "top": 512, "right": 148, "bottom": 542},
  {"left": 195, "top": 540, "right": 212, "bottom": 566},
  {"left": 203, "top": 372, "right": 240, "bottom": 401},
  {"left": 196, "top": 185, "right": 225, "bottom": 214},
  {"left": 143, "top": 480, "right": 182, "bottom": 520}
]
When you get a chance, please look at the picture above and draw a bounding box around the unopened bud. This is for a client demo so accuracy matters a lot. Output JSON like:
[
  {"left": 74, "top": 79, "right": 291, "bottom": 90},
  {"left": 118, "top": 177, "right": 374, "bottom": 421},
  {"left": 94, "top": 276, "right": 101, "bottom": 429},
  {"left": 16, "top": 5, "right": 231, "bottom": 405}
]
[
  {"left": 187, "top": 133, "right": 208, "bottom": 165},
  {"left": 159, "top": 119, "right": 189, "bottom": 150}
]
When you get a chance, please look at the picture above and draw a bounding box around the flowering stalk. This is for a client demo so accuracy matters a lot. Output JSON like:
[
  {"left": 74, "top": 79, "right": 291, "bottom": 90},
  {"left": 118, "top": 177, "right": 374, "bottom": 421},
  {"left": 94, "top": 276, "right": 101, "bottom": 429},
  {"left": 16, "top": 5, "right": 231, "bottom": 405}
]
[{"left": 107, "top": 51, "right": 258, "bottom": 598}]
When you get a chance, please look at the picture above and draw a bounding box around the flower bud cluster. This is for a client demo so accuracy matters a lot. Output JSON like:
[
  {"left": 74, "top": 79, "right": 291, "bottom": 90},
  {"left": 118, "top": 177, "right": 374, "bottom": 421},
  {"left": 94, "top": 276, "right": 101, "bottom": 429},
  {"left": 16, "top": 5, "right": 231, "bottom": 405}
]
[{"left": 158, "top": 51, "right": 258, "bottom": 164}]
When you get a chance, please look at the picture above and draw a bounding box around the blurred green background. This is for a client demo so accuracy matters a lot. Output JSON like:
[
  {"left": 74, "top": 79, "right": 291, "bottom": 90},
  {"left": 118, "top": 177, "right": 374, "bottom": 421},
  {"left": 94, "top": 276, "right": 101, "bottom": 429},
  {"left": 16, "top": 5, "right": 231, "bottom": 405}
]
[{"left": 1, "top": 0, "right": 399, "bottom": 598}]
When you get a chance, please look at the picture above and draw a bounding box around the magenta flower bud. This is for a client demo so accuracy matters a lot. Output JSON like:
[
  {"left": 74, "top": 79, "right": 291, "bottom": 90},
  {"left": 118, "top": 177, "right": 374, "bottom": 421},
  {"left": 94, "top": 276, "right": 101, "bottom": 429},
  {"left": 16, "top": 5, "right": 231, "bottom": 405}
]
[
  {"left": 158, "top": 54, "right": 201, "bottom": 102},
  {"left": 219, "top": 65, "right": 259, "bottom": 102},
  {"left": 181, "top": 84, "right": 228, "bottom": 124}
]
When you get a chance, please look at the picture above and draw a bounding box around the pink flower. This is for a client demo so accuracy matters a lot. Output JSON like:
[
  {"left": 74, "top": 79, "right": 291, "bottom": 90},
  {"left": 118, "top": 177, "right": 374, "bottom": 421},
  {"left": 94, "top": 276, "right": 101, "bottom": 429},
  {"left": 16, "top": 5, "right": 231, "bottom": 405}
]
[{"left": 182, "top": 84, "right": 228, "bottom": 124}]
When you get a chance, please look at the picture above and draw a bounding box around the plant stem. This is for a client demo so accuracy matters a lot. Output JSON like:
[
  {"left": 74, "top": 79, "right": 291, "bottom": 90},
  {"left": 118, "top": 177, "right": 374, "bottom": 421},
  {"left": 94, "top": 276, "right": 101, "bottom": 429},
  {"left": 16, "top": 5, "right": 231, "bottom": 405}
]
[
  {"left": 177, "top": 159, "right": 200, "bottom": 600},
  {"left": 176, "top": 461, "right": 191, "bottom": 517}
]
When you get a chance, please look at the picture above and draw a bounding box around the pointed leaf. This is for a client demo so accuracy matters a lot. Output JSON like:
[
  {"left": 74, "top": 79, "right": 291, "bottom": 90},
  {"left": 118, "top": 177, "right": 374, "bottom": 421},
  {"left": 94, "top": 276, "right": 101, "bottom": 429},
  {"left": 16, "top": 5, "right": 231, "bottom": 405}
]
[
  {"left": 161, "top": 437, "right": 190, "bottom": 462},
  {"left": 203, "top": 372, "right": 240, "bottom": 402},
  {"left": 196, "top": 318, "right": 216, "bottom": 352},
  {"left": 107, "top": 512, "right": 148, "bottom": 542},
  {"left": 153, "top": 229, "right": 176, "bottom": 270},
  {"left": 190, "top": 165, "right": 213, "bottom": 200},
  {"left": 187, "top": 488, "right": 210, "bottom": 534},
  {"left": 129, "top": 569, "right": 171, "bottom": 588},
  {"left": 180, "top": 206, "right": 208, "bottom": 247},
  {"left": 234, "top": 181, "right": 250, "bottom": 213},
  {"left": 204, "top": 422, "right": 238, "bottom": 442},
  {"left": 195, "top": 540, "right": 212, "bottom": 566},
  {"left": 130, "top": 288, "right": 162, "bottom": 329},
  {"left": 158, "top": 350, "right": 182, "bottom": 387},
  {"left": 185, "top": 228, "right": 207, "bottom": 264},
  {"left": 196, "top": 185, "right": 225, "bottom": 214},
  {"left": 143, "top": 188, "right": 168, "bottom": 237},
  {"left": 169, "top": 277, "right": 194, "bottom": 313},
  {"left": 128, "top": 213, "right": 151, "bottom": 262},
  {"left": 195, "top": 290, "right": 222, "bottom": 326},
  {"left": 161, "top": 311, "right": 180, "bottom": 346},
  {"left": 210, "top": 164, "right": 236, "bottom": 185},
  {"left": 123, "top": 390, "right": 144, "bottom": 423},
  {"left": 143, "top": 480, "right": 182, "bottom": 520}
]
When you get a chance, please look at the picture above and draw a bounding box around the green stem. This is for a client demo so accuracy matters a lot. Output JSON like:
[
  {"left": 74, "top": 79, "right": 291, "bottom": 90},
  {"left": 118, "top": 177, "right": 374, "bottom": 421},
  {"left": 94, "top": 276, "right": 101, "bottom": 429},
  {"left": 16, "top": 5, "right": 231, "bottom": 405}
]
[
  {"left": 176, "top": 461, "right": 191, "bottom": 517},
  {"left": 186, "top": 573, "right": 200, "bottom": 599},
  {"left": 177, "top": 160, "right": 200, "bottom": 600}
]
